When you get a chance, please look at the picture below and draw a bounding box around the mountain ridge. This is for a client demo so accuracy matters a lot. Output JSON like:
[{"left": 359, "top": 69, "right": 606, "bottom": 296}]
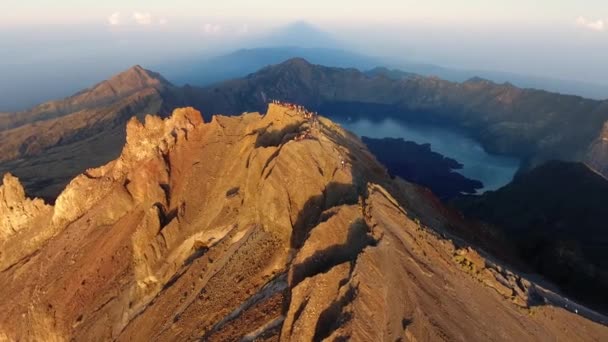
[
  {"left": 0, "top": 104, "right": 606, "bottom": 340},
  {"left": 3, "top": 58, "right": 608, "bottom": 200},
  {"left": 192, "top": 58, "right": 608, "bottom": 172},
  {"left": 154, "top": 46, "right": 608, "bottom": 100},
  {"left": 0, "top": 65, "right": 183, "bottom": 199},
  {"left": 0, "top": 65, "right": 169, "bottom": 131}
]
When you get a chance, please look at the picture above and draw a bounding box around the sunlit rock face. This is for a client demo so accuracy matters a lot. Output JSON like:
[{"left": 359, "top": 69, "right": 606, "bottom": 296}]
[
  {"left": 0, "top": 105, "right": 606, "bottom": 341},
  {"left": 0, "top": 173, "right": 53, "bottom": 271}
]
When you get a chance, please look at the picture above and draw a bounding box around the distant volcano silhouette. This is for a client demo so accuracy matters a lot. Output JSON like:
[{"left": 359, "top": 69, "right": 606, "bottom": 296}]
[{"left": 249, "top": 21, "right": 340, "bottom": 49}]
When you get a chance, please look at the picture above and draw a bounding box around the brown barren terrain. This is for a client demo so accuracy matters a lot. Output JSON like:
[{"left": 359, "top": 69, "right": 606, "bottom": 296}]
[{"left": 0, "top": 104, "right": 606, "bottom": 341}]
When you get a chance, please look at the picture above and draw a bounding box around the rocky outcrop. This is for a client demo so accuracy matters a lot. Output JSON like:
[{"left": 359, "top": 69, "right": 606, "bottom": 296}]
[
  {"left": 0, "top": 105, "right": 606, "bottom": 341},
  {"left": 0, "top": 174, "right": 50, "bottom": 238},
  {"left": 0, "top": 173, "right": 53, "bottom": 271},
  {"left": 52, "top": 107, "right": 204, "bottom": 227}
]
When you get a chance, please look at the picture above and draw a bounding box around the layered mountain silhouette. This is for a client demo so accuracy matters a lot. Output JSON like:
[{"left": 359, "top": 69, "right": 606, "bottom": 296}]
[
  {"left": 3, "top": 59, "right": 608, "bottom": 201},
  {"left": 253, "top": 22, "right": 340, "bottom": 48},
  {"left": 156, "top": 44, "right": 608, "bottom": 100},
  {"left": 157, "top": 47, "right": 384, "bottom": 87},
  {"left": 1, "top": 104, "right": 606, "bottom": 340}
]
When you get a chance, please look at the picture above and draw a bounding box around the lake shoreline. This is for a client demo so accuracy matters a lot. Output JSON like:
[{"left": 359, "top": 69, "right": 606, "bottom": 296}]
[{"left": 336, "top": 116, "right": 521, "bottom": 192}]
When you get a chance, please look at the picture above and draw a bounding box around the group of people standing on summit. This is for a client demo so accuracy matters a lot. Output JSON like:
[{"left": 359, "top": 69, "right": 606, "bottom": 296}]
[
  {"left": 270, "top": 99, "right": 320, "bottom": 128},
  {"left": 270, "top": 100, "right": 346, "bottom": 169},
  {"left": 271, "top": 99, "right": 320, "bottom": 129}
]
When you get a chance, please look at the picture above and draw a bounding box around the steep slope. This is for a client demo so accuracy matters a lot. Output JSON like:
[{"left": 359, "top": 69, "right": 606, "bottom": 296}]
[
  {"left": 454, "top": 161, "right": 608, "bottom": 312},
  {"left": 0, "top": 105, "right": 605, "bottom": 341},
  {"left": 0, "top": 66, "right": 198, "bottom": 199},
  {"left": 0, "top": 65, "right": 170, "bottom": 131},
  {"left": 0, "top": 173, "right": 54, "bottom": 271}
]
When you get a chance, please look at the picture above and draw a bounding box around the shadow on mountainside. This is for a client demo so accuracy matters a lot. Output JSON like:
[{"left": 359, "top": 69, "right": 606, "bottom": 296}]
[
  {"left": 291, "top": 218, "right": 377, "bottom": 287},
  {"left": 289, "top": 182, "right": 361, "bottom": 251},
  {"left": 255, "top": 122, "right": 304, "bottom": 148}
]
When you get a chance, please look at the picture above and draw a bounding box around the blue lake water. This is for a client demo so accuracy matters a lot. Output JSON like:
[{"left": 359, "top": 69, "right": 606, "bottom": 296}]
[{"left": 339, "top": 118, "right": 520, "bottom": 192}]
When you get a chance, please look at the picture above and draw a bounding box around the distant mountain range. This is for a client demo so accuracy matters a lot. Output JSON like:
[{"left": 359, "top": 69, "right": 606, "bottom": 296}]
[
  {"left": 2, "top": 58, "right": 608, "bottom": 200},
  {"left": 3, "top": 20, "right": 606, "bottom": 113},
  {"left": 155, "top": 46, "right": 608, "bottom": 100},
  {"left": 383, "top": 58, "right": 608, "bottom": 101},
  {"left": 179, "top": 58, "right": 608, "bottom": 174},
  {"left": 155, "top": 47, "right": 384, "bottom": 87}
]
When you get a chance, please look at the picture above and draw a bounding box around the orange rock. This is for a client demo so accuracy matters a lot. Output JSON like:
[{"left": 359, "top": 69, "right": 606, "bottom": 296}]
[{"left": 0, "top": 106, "right": 605, "bottom": 341}]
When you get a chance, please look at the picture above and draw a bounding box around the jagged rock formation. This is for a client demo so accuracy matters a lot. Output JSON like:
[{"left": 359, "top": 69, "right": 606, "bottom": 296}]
[
  {"left": 0, "top": 173, "right": 54, "bottom": 272},
  {"left": 0, "top": 105, "right": 605, "bottom": 341},
  {"left": 0, "top": 173, "right": 50, "bottom": 238}
]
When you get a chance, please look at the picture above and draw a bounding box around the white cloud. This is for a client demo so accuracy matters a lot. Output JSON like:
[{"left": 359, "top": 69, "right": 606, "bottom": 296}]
[
  {"left": 107, "top": 12, "right": 121, "bottom": 26},
  {"left": 203, "top": 23, "right": 222, "bottom": 34},
  {"left": 107, "top": 11, "right": 168, "bottom": 27},
  {"left": 133, "top": 12, "right": 153, "bottom": 25},
  {"left": 576, "top": 16, "right": 605, "bottom": 32}
]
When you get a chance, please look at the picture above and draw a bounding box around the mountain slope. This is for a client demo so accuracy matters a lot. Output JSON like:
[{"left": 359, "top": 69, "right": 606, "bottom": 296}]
[
  {"left": 0, "top": 65, "right": 170, "bottom": 131},
  {"left": 0, "top": 105, "right": 605, "bottom": 341},
  {"left": 0, "top": 66, "right": 201, "bottom": 199},
  {"left": 454, "top": 161, "right": 608, "bottom": 311}
]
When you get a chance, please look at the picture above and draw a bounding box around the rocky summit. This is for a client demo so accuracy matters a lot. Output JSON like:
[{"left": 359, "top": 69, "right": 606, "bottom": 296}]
[{"left": 0, "top": 104, "right": 606, "bottom": 341}]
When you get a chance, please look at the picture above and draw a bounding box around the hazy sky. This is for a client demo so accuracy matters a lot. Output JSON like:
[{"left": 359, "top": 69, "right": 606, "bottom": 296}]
[
  {"left": 1, "top": 1, "right": 607, "bottom": 110},
  {"left": 2, "top": 1, "right": 607, "bottom": 26}
]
